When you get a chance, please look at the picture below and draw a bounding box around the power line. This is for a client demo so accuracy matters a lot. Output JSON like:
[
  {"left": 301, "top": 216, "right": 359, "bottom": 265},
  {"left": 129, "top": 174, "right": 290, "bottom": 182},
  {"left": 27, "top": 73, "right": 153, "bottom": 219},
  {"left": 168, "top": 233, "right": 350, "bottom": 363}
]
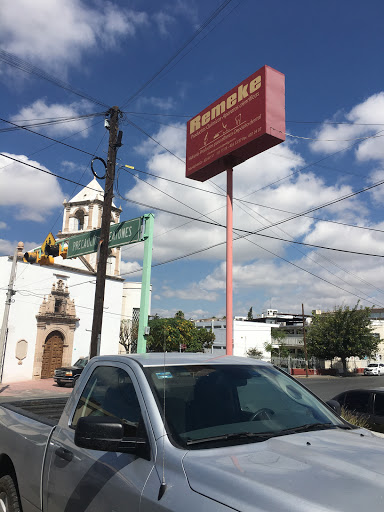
[
  {"left": 0, "top": 48, "right": 110, "bottom": 109},
  {"left": 274, "top": 128, "right": 384, "bottom": 142},
  {"left": 242, "top": 128, "right": 384, "bottom": 198},
  {"left": 120, "top": 0, "right": 237, "bottom": 108},
  {"left": 114, "top": 182, "right": 384, "bottom": 258},
  {"left": 0, "top": 116, "right": 104, "bottom": 157},
  {"left": 207, "top": 177, "right": 384, "bottom": 302},
  {"left": 119, "top": 164, "right": 384, "bottom": 235},
  {"left": 0, "top": 112, "right": 105, "bottom": 133},
  {"left": 0, "top": 153, "right": 102, "bottom": 191},
  {"left": 124, "top": 118, "right": 185, "bottom": 163},
  {"left": 287, "top": 120, "right": 384, "bottom": 126}
]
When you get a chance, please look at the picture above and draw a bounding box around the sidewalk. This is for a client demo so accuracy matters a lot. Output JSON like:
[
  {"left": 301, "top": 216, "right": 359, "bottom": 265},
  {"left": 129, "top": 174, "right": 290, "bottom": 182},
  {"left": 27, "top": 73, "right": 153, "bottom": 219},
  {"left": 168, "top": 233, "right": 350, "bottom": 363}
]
[{"left": 0, "top": 378, "right": 72, "bottom": 402}]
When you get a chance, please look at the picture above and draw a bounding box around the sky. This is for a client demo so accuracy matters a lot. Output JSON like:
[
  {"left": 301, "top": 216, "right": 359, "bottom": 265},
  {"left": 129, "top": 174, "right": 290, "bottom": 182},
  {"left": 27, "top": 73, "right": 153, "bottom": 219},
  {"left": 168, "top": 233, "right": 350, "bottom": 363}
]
[{"left": 1, "top": 0, "right": 384, "bottom": 320}]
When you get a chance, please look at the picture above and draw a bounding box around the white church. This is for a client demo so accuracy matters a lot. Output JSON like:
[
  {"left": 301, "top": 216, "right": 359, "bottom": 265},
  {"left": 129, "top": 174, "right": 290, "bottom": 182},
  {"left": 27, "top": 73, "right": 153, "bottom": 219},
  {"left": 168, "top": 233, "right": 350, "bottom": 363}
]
[{"left": 0, "top": 178, "right": 148, "bottom": 383}]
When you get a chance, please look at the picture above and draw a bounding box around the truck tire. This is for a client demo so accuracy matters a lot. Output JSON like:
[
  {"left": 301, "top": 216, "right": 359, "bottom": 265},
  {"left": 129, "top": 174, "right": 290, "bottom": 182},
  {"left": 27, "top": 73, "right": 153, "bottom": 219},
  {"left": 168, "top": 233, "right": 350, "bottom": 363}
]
[
  {"left": 56, "top": 382, "right": 65, "bottom": 387},
  {"left": 0, "top": 475, "right": 21, "bottom": 512}
]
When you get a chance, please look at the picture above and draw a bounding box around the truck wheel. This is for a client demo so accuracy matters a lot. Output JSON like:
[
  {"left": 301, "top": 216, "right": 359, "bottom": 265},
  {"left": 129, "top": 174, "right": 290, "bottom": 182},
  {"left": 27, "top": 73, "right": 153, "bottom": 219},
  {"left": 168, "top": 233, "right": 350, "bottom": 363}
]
[
  {"left": 56, "top": 382, "right": 65, "bottom": 387},
  {"left": 0, "top": 475, "right": 21, "bottom": 512}
]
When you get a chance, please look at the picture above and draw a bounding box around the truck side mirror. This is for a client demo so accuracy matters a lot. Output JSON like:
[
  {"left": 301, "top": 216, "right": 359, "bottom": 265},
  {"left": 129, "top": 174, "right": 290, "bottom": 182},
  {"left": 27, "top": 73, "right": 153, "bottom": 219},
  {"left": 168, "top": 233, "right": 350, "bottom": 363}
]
[
  {"left": 74, "top": 416, "right": 149, "bottom": 458},
  {"left": 326, "top": 400, "right": 341, "bottom": 415}
]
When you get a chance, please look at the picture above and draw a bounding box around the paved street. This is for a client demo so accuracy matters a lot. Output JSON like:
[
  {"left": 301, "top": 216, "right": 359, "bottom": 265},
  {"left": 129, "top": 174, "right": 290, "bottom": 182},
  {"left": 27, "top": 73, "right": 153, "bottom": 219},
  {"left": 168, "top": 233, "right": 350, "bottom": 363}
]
[
  {"left": 1, "top": 373, "right": 383, "bottom": 404},
  {"left": 0, "top": 378, "right": 72, "bottom": 403},
  {"left": 296, "top": 374, "right": 384, "bottom": 401}
]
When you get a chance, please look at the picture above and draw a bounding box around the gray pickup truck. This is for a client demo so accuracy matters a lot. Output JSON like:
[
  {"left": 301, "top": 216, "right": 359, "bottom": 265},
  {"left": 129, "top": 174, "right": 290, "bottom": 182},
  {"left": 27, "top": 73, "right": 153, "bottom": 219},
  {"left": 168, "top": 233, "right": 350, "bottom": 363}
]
[{"left": 1, "top": 353, "right": 384, "bottom": 512}]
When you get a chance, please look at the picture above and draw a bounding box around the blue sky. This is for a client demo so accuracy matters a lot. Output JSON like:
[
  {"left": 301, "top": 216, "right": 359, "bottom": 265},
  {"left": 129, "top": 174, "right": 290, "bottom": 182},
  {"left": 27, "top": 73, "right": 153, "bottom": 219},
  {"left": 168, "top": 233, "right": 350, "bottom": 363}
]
[{"left": 1, "top": 0, "right": 384, "bottom": 319}]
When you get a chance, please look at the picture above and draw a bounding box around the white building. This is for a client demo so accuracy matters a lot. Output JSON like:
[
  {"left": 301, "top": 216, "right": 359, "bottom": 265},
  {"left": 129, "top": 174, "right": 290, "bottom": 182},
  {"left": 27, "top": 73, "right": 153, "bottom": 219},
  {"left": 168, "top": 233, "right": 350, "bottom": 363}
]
[
  {"left": 0, "top": 179, "right": 148, "bottom": 382},
  {"left": 195, "top": 318, "right": 272, "bottom": 359}
]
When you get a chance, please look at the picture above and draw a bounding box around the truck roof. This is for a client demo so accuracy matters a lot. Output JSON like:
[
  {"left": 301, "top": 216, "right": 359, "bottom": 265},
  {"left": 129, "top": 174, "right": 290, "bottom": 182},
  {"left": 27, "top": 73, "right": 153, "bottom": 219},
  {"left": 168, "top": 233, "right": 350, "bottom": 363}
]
[{"left": 91, "top": 353, "right": 272, "bottom": 367}]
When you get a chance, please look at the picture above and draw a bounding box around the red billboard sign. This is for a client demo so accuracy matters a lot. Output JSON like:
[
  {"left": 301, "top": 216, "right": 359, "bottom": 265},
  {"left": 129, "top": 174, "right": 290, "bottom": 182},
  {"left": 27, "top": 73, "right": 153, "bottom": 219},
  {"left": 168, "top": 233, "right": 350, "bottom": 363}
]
[{"left": 186, "top": 65, "right": 285, "bottom": 182}]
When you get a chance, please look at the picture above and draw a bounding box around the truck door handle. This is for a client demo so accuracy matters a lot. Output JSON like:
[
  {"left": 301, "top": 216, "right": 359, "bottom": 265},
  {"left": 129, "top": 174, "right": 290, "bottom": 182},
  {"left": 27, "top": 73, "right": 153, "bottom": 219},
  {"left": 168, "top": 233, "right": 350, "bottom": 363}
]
[{"left": 55, "top": 447, "right": 73, "bottom": 462}]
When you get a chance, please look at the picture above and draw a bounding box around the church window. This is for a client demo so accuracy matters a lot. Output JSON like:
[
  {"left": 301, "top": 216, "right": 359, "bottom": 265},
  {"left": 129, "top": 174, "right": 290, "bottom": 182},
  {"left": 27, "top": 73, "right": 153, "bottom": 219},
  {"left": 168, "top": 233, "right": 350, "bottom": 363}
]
[
  {"left": 55, "top": 299, "right": 64, "bottom": 314},
  {"left": 75, "top": 210, "right": 85, "bottom": 230}
]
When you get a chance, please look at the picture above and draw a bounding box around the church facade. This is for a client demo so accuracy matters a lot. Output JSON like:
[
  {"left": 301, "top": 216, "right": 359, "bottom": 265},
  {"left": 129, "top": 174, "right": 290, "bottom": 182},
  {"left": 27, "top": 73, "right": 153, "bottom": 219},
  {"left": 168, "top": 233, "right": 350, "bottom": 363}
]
[{"left": 0, "top": 178, "right": 147, "bottom": 383}]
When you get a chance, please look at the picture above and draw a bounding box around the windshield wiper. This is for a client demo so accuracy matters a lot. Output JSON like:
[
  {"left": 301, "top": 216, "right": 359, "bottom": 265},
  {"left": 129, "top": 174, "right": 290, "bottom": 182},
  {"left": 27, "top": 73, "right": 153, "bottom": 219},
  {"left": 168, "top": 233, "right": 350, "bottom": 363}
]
[
  {"left": 186, "top": 431, "right": 273, "bottom": 446},
  {"left": 278, "top": 422, "right": 352, "bottom": 435}
]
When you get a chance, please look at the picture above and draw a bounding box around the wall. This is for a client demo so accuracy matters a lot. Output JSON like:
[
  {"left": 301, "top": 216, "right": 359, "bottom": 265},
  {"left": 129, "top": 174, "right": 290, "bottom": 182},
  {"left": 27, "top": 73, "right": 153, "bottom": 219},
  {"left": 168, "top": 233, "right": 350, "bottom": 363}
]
[
  {"left": 0, "top": 256, "right": 124, "bottom": 382},
  {"left": 121, "top": 282, "right": 152, "bottom": 322},
  {"left": 232, "top": 320, "right": 272, "bottom": 359}
]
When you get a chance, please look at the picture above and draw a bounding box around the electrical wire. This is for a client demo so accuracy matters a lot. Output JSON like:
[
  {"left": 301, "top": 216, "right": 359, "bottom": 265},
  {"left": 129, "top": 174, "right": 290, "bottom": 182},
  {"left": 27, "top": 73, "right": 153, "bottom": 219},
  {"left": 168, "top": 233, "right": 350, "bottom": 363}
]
[
  {"left": 0, "top": 112, "right": 105, "bottom": 133},
  {"left": 271, "top": 127, "right": 384, "bottom": 142},
  {"left": 0, "top": 153, "right": 103, "bottom": 191},
  {"left": 120, "top": 0, "right": 237, "bottom": 108},
  {"left": 204, "top": 174, "right": 384, "bottom": 301},
  {"left": 0, "top": 116, "right": 104, "bottom": 157},
  {"left": 124, "top": 118, "right": 185, "bottom": 164},
  {"left": 118, "top": 164, "right": 384, "bottom": 235},
  {"left": 0, "top": 48, "right": 110, "bottom": 109}
]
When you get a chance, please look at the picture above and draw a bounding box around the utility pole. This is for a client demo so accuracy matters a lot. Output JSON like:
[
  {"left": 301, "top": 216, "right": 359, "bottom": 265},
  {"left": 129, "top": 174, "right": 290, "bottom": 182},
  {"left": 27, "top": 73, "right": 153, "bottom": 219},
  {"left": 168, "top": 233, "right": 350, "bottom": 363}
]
[
  {"left": 0, "top": 247, "right": 18, "bottom": 383},
  {"left": 90, "top": 106, "right": 120, "bottom": 358},
  {"left": 302, "top": 303, "right": 309, "bottom": 378}
]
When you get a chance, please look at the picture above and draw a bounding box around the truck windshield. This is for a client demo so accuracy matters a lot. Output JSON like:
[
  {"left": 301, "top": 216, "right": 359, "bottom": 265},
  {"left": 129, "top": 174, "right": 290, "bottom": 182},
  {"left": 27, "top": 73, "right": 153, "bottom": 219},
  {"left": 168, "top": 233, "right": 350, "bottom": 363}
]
[
  {"left": 74, "top": 358, "right": 88, "bottom": 368},
  {"left": 146, "top": 364, "right": 348, "bottom": 449}
]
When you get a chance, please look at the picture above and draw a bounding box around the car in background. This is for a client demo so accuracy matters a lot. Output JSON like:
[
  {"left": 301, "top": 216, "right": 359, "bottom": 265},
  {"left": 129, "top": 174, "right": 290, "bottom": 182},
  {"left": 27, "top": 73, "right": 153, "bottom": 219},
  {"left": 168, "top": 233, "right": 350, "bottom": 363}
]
[
  {"left": 332, "top": 388, "right": 384, "bottom": 433},
  {"left": 54, "top": 357, "right": 89, "bottom": 387},
  {"left": 364, "top": 363, "right": 384, "bottom": 376}
]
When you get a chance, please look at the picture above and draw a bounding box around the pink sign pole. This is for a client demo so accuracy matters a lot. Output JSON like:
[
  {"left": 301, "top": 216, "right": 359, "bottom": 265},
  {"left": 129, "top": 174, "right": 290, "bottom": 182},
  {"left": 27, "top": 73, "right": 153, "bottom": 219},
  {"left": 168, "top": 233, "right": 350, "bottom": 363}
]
[{"left": 226, "top": 168, "right": 233, "bottom": 355}]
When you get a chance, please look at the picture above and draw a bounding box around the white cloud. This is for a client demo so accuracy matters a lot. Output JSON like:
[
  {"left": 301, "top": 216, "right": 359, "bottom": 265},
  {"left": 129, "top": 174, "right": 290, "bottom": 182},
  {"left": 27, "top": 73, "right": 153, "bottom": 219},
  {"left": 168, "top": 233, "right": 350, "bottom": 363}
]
[
  {"left": 0, "top": 239, "right": 38, "bottom": 256},
  {"left": 0, "top": 153, "right": 64, "bottom": 221},
  {"left": 61, "top": 161, "right": 78, "bottom": 173},
  {"left": 136, "top": 96, "right": 177, "bottom": 112},
  {"left": 310, "top": 92, "right": 384, "bottom": 160},
  {"left": 162, "top": 284, "right": 218, "bottom": 301},
  {"left": 0, "top": 222, "right": 7, "bottom": 230},
  {"left": 120, "top": 121, "right": 384, "bottom": 314},
  {"left": 0, "top": 0, "right": 148, "bottom": 74},
  {"left": 153, "top": 12, "right": 176, "bottom": 36},
  {"left": 120, "top": 259, "right": 142, "bottom": 278},
  {"left": 11, "top": 99, "right": 93, "bottom": 138},
  {"left": 126, "top": 124, "right": 369, "bottom": 266}
]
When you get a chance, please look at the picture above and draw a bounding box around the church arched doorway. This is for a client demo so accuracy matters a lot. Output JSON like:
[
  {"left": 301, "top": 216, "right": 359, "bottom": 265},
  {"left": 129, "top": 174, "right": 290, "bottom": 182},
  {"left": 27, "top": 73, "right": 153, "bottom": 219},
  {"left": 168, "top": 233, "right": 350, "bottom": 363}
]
[{"left": 41, "top": 331, "right": 64, "bottom": 378}]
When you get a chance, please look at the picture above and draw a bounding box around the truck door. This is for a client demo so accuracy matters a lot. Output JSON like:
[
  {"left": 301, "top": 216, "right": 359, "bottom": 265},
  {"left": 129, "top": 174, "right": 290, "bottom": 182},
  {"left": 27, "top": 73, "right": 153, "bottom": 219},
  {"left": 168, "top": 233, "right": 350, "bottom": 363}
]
[{"left": 44, "top": 364, "right": 158, "bottom": 512}]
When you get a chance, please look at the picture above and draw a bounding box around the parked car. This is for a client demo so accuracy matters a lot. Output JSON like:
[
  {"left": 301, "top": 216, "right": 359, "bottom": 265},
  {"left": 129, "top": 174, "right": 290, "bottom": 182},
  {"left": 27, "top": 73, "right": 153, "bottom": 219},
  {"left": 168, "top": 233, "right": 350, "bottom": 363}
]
[
  {"left": 54, "top": 356, "right": 88, "bottom": 387},
  {"left": 332, "top": 387, "right": 384, "bottom": 433},
  {"left": 364, "top": 363, "right": 384, "bottom": 376},
  {"left": 2, "top": 354, "right": 384, "bottom": 511}
]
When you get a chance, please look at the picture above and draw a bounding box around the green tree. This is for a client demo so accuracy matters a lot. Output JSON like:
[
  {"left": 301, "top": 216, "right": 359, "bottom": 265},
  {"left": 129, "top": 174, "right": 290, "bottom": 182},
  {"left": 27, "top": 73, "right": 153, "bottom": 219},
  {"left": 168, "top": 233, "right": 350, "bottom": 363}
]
[
  {"left": 247, "top": 307, "right": 253, "bottom": 320},
  {"left": 307, "top": 303, "right": 379, "bottom": 375},
  {"left": 174, "top": 310, "right": 185, "bottom": 319},
  {"left": 146, "top": 317, "right": 214, "bottom": 352},
  {"left": 271, "top": 327, "right": 286, "bottom": 342}
]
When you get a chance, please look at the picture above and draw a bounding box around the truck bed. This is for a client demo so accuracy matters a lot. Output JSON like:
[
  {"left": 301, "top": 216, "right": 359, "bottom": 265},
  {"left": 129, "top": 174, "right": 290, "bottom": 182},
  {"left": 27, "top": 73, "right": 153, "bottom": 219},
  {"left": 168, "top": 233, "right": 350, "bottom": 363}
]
[{"left": 2, "top": 397, "right": 68, "bottom": 425}]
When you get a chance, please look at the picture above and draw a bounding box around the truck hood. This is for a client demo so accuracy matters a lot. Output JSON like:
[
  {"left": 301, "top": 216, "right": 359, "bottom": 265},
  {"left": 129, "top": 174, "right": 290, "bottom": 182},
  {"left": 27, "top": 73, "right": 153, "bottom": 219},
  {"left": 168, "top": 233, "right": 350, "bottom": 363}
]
[{"left": 182, "top": 429, "right": 384, "bottom": 512}]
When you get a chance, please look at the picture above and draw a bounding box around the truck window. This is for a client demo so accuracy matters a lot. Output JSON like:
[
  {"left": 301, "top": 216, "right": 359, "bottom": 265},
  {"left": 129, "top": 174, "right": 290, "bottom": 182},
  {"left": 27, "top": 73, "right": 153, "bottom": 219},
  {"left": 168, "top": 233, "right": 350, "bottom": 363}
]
[
  {"left": 71, "top": 366, "right": 143, "bottom": 437},
  {"left": 344, "top": 391, "right": 371, "bottom": 414},
  {"left": 145, "top": 364, "right": 345, "bottom": 449},
  {"left": 374, "top": 393, "right": 384, "bottom": 416}
]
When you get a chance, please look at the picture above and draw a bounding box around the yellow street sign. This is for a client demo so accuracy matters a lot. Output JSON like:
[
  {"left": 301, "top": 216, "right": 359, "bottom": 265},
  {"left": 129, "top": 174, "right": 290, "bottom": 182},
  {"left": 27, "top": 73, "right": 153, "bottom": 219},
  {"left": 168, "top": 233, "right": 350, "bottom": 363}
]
[{"left": 41, "top": 232, "right": 56, "bottom": 254}]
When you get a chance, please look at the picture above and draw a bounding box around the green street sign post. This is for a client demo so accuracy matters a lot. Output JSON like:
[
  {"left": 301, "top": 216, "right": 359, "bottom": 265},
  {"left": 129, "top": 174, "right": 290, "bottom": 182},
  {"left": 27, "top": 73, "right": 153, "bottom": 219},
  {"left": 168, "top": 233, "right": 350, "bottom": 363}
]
[
  {"left": 137, "top": 213, "right": 154, "bottom": 354},
  {"left": 67, "top": 217, "right": 143, "bottom": 258},
  {"left": 66, "top": 214, "right": 154, "bottom": 354}
]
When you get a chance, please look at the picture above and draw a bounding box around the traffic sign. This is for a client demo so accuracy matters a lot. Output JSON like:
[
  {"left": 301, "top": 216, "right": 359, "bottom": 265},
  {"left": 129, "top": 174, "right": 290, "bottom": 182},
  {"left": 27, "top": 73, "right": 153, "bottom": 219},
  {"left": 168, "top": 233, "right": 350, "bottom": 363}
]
[
  {"left": 41, "top": 232, "right": 56, "bottom": 255},
  {"left": 67, "top": 217, "right": 143, "bottom": 258}
]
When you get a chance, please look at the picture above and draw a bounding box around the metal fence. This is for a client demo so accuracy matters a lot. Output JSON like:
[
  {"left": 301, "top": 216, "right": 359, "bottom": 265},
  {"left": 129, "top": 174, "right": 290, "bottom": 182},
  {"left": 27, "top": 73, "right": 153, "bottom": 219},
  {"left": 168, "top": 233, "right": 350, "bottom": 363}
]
[{"left": 271, "top": 356, "right": 324, "bottom": 372}]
